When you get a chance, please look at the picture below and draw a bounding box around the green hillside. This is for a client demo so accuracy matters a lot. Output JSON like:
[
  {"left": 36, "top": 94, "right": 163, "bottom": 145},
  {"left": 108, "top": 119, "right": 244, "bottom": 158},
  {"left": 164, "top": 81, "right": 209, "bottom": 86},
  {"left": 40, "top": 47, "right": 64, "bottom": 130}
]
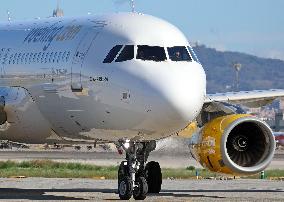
[{"left": 193, "top": 45, "right": 284, "bottom": 93}]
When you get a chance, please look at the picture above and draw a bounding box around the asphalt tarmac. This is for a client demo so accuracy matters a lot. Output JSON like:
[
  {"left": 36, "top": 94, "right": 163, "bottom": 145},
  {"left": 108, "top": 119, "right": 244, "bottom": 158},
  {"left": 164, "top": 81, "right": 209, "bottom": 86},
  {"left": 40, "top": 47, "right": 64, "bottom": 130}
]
[
  {"left": 0, "top": 148, "right": 283, "bottom": 201},
  {"left": 0, "top": 178, "right": 283, "bottom": 201}
]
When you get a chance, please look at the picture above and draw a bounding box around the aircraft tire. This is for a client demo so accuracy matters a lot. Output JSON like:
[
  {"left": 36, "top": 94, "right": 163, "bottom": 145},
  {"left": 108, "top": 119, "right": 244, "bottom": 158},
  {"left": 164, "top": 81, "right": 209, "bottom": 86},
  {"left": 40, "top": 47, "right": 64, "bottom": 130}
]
[
  {"left": 145, "top": 161, "right": 162, "bottom": 193},
  {"left": 133, "top": 176, "right": 148, "bottom": 200},
  {"left": 118, "top": 176, "right": 133, "bottom": 200}
]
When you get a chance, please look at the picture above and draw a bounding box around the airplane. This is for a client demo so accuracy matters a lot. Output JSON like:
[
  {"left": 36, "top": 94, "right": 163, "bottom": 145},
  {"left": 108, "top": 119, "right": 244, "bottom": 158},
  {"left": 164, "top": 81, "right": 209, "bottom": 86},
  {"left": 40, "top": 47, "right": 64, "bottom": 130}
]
[{"left": 0, "top": 12, "right": 283, "bottom": 200}]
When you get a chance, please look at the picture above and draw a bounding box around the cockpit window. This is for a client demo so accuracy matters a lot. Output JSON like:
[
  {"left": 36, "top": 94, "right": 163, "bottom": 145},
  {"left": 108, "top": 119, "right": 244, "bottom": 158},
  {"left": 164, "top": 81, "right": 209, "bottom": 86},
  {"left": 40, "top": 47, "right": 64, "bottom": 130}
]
[
  {"left": 187, "top": 46, "right": 201, "bottom": 64},
  {"left": 167, "top": 46, "right": 192, "bottom": 62},
  {"left": 103, "top": 45, "right": 123, "bottom": 63},
  {"left": 137, "top": 45, "right": 166, "bottom": 62},
  {"left": 115, "top": 45, "right": 134, "bottom": 62}
]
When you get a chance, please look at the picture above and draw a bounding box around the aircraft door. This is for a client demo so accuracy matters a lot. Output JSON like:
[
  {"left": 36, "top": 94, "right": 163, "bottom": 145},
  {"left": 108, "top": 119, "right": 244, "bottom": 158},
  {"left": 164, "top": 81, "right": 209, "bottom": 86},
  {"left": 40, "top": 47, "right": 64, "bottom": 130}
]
[{"left": 71, "top": 29, "right": 99, "bottom": 92}]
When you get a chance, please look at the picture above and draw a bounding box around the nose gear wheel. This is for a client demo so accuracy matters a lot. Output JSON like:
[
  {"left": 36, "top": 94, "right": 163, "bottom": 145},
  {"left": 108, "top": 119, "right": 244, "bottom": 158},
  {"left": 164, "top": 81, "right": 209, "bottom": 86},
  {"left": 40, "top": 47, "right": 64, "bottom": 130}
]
[
  {"left": 118, "top": 176, "right": 133, "bottom": 200},
  {"left": 145, "top": 161, "right": 162, "bottom": 193}
]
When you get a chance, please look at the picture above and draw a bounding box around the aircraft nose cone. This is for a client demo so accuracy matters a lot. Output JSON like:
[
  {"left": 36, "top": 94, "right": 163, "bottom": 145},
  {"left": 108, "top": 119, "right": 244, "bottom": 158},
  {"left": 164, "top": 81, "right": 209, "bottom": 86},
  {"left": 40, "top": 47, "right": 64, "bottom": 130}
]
[
  {"left": 143, "top": 62, "right": 206, "bottom": 131},
  {"left": 163, "top": 63, "right": 206, "bottom": 121}
]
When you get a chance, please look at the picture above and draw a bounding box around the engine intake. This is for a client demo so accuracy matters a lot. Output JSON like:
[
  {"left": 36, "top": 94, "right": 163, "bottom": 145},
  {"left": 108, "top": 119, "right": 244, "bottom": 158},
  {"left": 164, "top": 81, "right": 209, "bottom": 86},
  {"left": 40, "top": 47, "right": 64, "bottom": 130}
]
[{"left": 190, "top": 114, "right": 275, "bottom": 175}]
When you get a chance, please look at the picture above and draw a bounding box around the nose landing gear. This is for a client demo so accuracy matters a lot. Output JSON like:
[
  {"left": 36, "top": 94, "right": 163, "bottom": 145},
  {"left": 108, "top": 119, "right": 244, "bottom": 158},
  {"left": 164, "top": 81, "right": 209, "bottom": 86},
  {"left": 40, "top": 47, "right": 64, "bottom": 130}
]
[{"left": 117, "top": 140, "right": 162, "bottom": 200}]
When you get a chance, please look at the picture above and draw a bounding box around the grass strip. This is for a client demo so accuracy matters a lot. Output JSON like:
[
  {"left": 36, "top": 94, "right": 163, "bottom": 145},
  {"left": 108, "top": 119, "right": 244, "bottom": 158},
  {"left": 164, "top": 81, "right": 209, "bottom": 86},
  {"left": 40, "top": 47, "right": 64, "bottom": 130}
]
[{"left": 0, "top": 160, "right": 283, "bottom": 179}]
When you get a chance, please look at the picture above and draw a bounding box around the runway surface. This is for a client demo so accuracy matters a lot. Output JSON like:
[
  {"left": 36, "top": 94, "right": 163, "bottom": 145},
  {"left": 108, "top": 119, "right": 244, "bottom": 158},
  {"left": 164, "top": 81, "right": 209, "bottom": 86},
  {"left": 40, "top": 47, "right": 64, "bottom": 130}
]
[
  {"left": 0, "top": 148, "right": 283, "bottom": 201},
  {"left": 0, "top": 178, "right": 283, "bottom": 201}
]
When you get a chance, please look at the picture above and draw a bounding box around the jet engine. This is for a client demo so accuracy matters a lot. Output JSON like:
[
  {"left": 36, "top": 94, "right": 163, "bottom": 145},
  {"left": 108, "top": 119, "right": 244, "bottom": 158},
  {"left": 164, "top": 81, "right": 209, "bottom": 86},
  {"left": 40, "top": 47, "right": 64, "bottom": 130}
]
[
  {"left": 190, "top": 114, "right": 275, "bottom": 175},
  {"left": 0, "top": 87, "right": 52, "bottom": 143}
]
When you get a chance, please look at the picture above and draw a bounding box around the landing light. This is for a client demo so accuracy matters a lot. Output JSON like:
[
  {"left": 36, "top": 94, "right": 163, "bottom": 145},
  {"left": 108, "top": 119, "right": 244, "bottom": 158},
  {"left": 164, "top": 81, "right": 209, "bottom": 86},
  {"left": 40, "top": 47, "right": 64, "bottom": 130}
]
[{"left": 124, "top": 140, "right": 130, "bottom": 149}]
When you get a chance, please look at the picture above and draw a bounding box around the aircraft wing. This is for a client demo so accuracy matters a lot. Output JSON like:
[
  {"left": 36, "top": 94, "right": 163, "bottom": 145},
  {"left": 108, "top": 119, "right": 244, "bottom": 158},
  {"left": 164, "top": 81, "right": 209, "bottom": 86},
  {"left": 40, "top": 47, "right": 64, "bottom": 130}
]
[{"left": 205, "top": 89, "right": 284, "bottom": 108}]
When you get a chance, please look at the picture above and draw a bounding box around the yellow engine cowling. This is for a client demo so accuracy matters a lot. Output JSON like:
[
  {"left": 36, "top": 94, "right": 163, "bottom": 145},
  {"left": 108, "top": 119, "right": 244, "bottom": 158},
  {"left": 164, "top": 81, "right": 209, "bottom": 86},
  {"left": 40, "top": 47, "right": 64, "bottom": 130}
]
[{"left": 190, "top": 114, "right": 275, "bottom": 175}]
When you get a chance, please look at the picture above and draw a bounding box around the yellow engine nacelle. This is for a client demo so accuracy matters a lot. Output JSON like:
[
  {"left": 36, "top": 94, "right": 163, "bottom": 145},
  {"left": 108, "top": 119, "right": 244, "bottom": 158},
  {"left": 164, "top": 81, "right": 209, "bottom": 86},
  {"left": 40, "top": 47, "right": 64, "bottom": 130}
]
[{"left": 190, "top": 114, "right": 275, "bottom": 175}]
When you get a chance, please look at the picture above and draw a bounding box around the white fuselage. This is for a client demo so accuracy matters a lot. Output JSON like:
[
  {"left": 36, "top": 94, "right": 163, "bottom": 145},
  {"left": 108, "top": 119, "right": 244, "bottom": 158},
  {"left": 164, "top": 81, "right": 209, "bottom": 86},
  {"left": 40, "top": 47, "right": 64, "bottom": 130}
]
[{"left": 0, "top": 13, "right": 206, "bottom": 143}]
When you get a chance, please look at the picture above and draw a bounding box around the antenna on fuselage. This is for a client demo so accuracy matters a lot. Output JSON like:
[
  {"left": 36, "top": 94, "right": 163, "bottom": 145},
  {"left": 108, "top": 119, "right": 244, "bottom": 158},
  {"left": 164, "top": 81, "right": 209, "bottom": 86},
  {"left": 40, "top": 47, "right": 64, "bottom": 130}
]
[{"left": 7, "top": 10, "right": 11, "bottom": 22}]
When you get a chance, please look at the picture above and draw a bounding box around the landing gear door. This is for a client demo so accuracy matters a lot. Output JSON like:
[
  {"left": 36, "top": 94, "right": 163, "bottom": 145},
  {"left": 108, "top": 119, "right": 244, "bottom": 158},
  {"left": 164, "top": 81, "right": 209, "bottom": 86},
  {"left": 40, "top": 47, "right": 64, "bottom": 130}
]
[{"left": 71, "top": 28, "right": 99, "bottom": 92}]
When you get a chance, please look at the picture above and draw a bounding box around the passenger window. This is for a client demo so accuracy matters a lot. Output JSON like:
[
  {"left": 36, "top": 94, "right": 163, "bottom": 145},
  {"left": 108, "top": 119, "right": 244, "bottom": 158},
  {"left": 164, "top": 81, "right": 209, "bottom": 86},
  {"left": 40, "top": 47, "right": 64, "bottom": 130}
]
[
  {"left": 25, "top": 53, "right": 29, "bottom": 64},
  {"left": 18, "top": 53, "right": 22, "bottom": 64},
  {"left": 103, "top": 45, "right": 123, "bottom": 63},
  {"left": 31, "top": 53, "right": 34, "bottom": 63},
  {"left": 167, "top": 46, "right": 192, "bottom": 62},
  {"left": 21, "top": 53, "right": 25, "bottom": 64},
  {"left": 53, "top": 52, "right": 58, "bottom": 63},
  {"left": 29, "top": 53, "right": 33, "bottom": 63},
  {"left": 115, "top": 45, "right": 134, "bottom": 62},
  {"left": 14, "top": 53, "right": 18, "bottom": 64},
  {"left": 33, "top": 53, "right": 37, "bottom": 63},
  {"left": 38, "top": 52, "right": 42, "bottom": 63},
  {"left": 62, "top": 51, "right": 67, "bottom": 62},
  {"left": 58, "top": 52, "right": 62, "bottom": 63},
  {"left": 137, "top": 45, "right": 166, "bottom": 62},
  {"left": 12, "top": 54, "right": 15, "bottom": 64},
  {"left": 49, "top": 52, "right": 53, "bottom": 63},
  {"left": 9, "top": 55, "right": 13, "bottom": 64},
  {"left": 45, "top": 52, "right": 49, "bottom": 63},
  {"left": 41, "top": 52, "right": 45, "bottom": 63},
  {"left": 66, "top": 52, "right": 71, "bottom": 61}
]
